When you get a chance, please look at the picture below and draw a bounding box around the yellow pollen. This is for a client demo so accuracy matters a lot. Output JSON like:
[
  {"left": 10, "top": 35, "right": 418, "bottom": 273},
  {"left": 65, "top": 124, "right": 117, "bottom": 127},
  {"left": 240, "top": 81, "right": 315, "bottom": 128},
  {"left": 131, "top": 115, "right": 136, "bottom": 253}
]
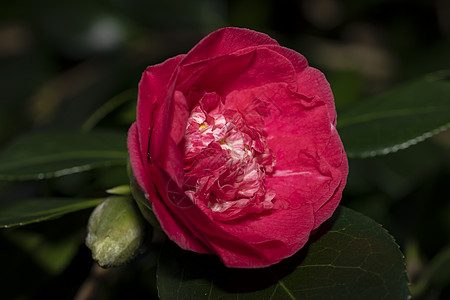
[{"left": 199, "top": 123, "right": 208, "bottom": 130}]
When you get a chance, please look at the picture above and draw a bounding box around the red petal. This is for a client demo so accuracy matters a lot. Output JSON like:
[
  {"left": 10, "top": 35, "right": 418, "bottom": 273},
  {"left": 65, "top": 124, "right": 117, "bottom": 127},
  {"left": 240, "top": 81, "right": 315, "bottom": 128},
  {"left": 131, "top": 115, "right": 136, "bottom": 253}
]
[
  {"left": 178, "top": 48, "right": 298, "bottom": 98},
  {"left": 296, "top": 67, "right": 337, "bottom": 126},
  {"left": 182, "top": 27, "right": 279, "bottom": 65}
]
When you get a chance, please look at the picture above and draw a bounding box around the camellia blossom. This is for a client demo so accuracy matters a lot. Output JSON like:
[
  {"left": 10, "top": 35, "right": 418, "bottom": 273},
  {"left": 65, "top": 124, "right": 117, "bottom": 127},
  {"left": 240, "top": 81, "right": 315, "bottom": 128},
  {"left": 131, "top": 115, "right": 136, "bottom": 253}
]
[{"left": 127, "top": 27, "right": 348, "bottom": 268}]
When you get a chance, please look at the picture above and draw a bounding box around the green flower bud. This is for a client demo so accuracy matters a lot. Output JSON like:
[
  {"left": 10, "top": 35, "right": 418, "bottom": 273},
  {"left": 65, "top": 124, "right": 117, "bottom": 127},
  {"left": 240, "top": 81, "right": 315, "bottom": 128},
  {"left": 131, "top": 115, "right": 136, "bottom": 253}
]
[{"left": 86, "top": 196, "right": 146, "bottom": 268}]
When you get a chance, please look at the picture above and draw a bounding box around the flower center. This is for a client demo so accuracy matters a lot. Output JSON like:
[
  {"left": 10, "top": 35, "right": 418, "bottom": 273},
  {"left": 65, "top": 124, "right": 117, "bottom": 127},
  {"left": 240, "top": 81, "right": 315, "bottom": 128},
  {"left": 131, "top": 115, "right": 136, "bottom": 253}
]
[{"left": 183, "top": 93, "right": 276, "bottom": 221}]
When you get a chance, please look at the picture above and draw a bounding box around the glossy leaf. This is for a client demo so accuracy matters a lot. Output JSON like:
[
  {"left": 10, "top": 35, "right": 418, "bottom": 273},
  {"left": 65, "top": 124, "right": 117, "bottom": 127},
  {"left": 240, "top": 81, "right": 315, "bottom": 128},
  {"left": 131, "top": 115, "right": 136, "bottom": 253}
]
[
  {"left": 0, "top": 197, "right": 104, "bottom": 228},
  {"left": 157, "top": 206, "right": 409, "bottom": 300},
  {"left": 337, "top": 78, "right": 450, "bottom": 157},
  {"left": 0, "top": 131, "right": 127, "bottom": 180}
]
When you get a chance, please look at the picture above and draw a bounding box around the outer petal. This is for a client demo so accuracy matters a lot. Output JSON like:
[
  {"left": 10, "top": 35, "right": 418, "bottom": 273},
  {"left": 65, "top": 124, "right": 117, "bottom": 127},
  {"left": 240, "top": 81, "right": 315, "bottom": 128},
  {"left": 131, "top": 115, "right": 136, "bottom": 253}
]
[
  {"left": 311, "top": 128, "right": 348, "bottom": 228},
  {"left": 149, "top": 70, "right": 186, "bottom": 189},
  {"left": 260, "top": 45, "right": 337, "bottom": 126},
  {"left": 149, "top": 168, "right": 212, "bottom": 254},
  {"left": 257, "top": 44, "right": 337, "bottom": 126},
  {"left": 214, "top": 203, "right": 315, "bottom": 267},
  {"left": 264, "top": 45, "right": 309, "bottom": 75},
  {"left": 182, "top": 27, "right": 279, "bottom": 65},
  {"left": 150, "top": 166, "right": 279, "bottom": 268},
  {"left": 296, "top": 67, "right": 337, "bottom": 126},
  {"left": 127, "top": 123, "right": 152, "bottom": 194},
  {"left": 136, "top": 54, "right": 185, "bottom": 186},
  {"left": 177, "top": 48, "right": 298, "bottom": 104}
]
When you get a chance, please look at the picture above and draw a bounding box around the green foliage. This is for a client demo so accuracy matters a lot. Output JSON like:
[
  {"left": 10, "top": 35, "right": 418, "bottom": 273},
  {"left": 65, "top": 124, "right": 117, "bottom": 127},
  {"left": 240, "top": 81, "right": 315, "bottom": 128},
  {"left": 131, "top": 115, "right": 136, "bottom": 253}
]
[
  {"left": 338, "top": 76, "right": 450, "bottom": 158},
  {"left": 0, "top": 197, "right": 104, "bottom": 228},
  {"left": 0, "top": 131, "right": 128, "bottom": 180}
]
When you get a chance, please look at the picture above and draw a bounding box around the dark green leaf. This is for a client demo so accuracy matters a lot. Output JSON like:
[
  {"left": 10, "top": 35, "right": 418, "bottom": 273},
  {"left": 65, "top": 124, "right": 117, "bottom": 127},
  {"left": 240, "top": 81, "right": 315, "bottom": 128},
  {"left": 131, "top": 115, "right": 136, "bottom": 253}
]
[
  {"left": 337, "top": 78, "right": 450, "bottom": 158},
  {"left": 157, "top": 206, "right": 409, "bottom": 300},
  {"left": 0, "top": 131, "right": 127, "bottom": 180},
  {"left": 0, "top": 197, "right": 103, "bottom": 228}
]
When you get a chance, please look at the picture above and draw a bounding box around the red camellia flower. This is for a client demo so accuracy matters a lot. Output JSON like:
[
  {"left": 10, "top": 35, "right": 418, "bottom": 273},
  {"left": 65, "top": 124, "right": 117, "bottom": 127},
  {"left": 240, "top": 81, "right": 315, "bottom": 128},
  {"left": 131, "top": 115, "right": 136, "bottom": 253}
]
[{"left": 127, "top": 27, "right": 348, "bottom": 268}]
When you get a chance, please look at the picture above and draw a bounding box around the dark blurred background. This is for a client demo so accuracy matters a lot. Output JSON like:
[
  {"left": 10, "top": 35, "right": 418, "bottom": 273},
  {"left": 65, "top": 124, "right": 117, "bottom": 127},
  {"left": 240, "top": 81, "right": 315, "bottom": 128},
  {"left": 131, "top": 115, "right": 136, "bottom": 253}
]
[{"left": 1, "top": 0, "right": 449, "bottom": 299}]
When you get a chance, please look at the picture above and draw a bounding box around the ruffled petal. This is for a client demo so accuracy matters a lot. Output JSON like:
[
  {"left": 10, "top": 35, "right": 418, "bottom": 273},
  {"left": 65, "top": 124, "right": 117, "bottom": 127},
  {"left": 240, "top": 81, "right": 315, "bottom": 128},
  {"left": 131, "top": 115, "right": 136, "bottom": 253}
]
[
  {"left": 296, "top": 67, "right": 337, "bottom": 126},
  {"left": 311, "top": 128, "right": 348, "bottom": 228}
]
